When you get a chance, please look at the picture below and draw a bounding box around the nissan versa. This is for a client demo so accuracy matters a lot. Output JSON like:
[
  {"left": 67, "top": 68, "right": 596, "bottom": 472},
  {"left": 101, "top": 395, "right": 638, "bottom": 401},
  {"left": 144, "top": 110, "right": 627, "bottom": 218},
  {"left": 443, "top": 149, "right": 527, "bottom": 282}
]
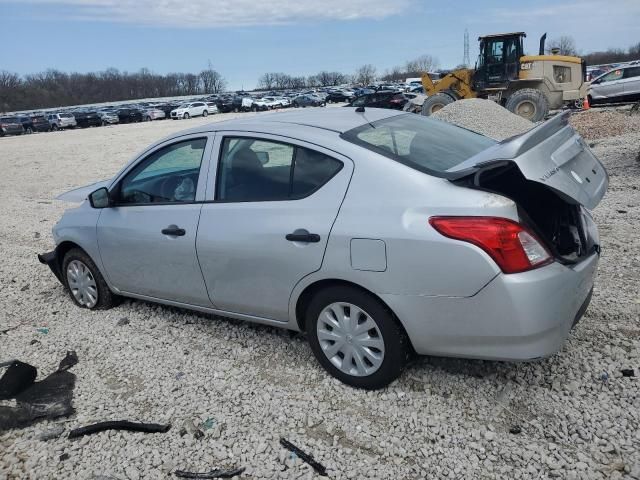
[{"left": 39, "top": 108, "right": 608, "bottom": 389}]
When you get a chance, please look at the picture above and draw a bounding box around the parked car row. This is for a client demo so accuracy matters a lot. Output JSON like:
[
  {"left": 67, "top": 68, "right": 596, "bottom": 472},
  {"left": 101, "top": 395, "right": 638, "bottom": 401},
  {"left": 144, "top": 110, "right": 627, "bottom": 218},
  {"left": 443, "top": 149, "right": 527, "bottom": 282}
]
[{"left": 1, "top": 82, "right": 421, "bottom": 138}]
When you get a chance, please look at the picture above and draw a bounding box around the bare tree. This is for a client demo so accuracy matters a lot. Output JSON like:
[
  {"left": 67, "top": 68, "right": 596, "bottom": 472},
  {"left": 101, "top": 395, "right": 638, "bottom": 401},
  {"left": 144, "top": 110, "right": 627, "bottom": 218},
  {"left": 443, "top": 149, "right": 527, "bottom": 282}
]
[
  {"left": 257, "top": 72, "right": 276, "bottom": 90},
  {"left": 355, "top": 64, "right": 377, "bottom": 85},
  {"left": 200, "top": 64, "right": 227, "bottom": 94},
  {"left": 546, "top": 36, "right": 578, "bottom": 56},
  {"left": 405, "top": 55, "right": 439, "bottom": 76}
]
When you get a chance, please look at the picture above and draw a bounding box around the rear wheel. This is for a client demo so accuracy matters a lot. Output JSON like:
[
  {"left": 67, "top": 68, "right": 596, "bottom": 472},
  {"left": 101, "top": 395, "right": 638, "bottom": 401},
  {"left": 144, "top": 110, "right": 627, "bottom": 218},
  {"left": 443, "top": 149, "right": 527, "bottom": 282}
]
[
  {"left": 203, "top": 110, "right": 208, "bottom": 117},
  {"left": 62, "top": 248, "right": 117, "bottom": 310},
  {"left": 52, "top": 124, "right": 59, "bottom": 131},
  {"left": 421, "top": 93, "right": 455, "bottom": 116},
  {"left": 505, "top": 88, "right": 549, "bottom": 122},
  {"left": 306, "top": 286, "right": 409, "bottom": 390},
  {"left": 26, "top": 127, "right": 33, "bottom": 134}
]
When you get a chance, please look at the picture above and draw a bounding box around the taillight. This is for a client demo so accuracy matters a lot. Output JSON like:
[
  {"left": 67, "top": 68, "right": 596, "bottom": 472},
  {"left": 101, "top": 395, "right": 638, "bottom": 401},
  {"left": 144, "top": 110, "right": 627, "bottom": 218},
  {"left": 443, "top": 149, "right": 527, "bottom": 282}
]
[{"left": 429, "top": 216, "right": 552, "bottom": 274}]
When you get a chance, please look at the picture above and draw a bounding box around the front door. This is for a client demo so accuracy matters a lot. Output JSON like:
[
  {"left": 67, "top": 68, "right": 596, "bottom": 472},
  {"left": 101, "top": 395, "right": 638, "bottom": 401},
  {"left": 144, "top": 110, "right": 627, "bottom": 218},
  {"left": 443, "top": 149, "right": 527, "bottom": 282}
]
[
  {"left": 591, "top": 69, "right": 625, "bottom": 99},
  {"left": 97, "top": 135, "right": 213, "bottom": 306},
  {"left": 196, "top": 134, "right": 353, "bottom": 321}
]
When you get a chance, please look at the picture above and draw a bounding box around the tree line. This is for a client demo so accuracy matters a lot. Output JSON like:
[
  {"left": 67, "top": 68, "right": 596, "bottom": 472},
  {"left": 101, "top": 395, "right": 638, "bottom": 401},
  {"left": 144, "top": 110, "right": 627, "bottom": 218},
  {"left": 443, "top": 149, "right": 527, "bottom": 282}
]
[
  {"left": 2, "top": 38, "right": 638, "bottom": 112},
  {"left": 0, "top": 66, "right": 226, "bottom": 112}
]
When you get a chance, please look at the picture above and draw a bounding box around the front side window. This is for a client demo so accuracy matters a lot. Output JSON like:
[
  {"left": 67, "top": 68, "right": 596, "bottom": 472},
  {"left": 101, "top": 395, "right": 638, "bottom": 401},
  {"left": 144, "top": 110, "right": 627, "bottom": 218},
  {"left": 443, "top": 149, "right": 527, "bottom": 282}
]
[
  {"left": 601, "top": 69, "right": 623, "bottom": 83},
  {"left": 118, "top": 138, "right": 207, "bottom": 204},
  {"left": 217, "top": 138, "right": 342, "bottom": 202}
]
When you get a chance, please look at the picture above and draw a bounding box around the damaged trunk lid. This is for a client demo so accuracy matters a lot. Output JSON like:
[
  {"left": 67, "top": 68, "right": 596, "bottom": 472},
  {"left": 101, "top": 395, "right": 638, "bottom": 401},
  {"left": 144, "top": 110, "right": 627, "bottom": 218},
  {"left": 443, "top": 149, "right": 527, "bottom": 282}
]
[{"left": 447, "top": 111, "right": 608, "bottom": 210}]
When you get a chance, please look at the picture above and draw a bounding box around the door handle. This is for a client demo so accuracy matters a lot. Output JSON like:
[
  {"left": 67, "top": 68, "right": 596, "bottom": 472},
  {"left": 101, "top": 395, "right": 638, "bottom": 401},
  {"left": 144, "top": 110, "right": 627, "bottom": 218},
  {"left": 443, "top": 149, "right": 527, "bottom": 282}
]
[
  {"left": 161, "top": 226, "right": 186, "bottom": 236},
  {"left": 286, "top": 229, "right": 320, "bottom": 243}
]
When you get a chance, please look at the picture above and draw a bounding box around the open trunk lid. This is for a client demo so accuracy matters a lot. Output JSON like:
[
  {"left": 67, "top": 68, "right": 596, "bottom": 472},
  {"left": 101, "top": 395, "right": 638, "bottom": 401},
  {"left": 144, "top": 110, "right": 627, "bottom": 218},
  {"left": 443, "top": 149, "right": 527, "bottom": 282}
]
[{"left": 447, "top": 111, "right": 608, "bottom": 210}]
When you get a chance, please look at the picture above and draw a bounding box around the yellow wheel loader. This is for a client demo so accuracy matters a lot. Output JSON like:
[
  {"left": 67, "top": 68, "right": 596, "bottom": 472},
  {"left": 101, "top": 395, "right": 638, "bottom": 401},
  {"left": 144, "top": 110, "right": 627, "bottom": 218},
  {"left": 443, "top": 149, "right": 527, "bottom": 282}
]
[{"left": 421, "top": 32, "right": 588, "bottom": 122}]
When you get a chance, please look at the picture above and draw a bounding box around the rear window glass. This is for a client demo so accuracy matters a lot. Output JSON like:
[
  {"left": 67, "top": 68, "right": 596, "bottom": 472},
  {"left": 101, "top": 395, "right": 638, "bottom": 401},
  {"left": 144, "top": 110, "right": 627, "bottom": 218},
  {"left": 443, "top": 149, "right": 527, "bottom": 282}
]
[
  {"left": 59, "top": 113, "right": 74, "bottom": 118},
  {"left": 1, "top": 117, "right": 19, "bottom": 122},
  {"left": 341, "top": 114, "right": 495, "bottom": 174}
]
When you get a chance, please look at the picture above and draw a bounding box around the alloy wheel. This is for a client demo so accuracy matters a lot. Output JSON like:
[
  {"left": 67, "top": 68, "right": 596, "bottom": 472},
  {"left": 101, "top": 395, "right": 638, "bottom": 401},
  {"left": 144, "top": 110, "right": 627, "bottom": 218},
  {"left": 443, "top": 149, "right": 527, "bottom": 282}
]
[{"left": 316, "top": 302, "right": 385, "bottom": 377}]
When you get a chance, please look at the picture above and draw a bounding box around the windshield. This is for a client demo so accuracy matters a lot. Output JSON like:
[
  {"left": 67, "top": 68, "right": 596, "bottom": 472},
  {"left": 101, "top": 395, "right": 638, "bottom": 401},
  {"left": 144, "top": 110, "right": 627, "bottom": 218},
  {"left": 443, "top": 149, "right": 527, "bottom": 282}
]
[
  {"left": 0, "top": 117, "right": 19, "bottom": 123},
  {"left": 341, "top": 114, "right": 495, "bottom": 175}
]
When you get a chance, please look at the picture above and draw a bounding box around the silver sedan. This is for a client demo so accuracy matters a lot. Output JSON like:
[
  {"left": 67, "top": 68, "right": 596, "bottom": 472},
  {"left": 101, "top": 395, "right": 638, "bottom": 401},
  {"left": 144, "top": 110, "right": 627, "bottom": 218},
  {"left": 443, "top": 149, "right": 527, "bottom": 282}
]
[{"left": 39, "top": 108, "right": 608, "bottom": 389}]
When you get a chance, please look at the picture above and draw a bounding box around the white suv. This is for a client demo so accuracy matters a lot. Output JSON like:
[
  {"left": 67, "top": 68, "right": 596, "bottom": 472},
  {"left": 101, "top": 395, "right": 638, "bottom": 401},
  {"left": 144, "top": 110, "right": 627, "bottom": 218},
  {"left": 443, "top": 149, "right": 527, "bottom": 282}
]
[
  {"left": 170, "top": 102, "right": 209, "bottom": 120},
  {"left": 47, "top": 113, "right": 77, "bottom": 130}
]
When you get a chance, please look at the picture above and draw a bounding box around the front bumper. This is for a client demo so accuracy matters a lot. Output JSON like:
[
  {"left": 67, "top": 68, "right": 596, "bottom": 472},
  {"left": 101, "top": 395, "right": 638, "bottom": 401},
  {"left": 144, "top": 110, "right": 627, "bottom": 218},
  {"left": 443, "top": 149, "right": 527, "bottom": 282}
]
[
  {"left": 381, "top": 253, "right": 599, "bottom": 360},
  {"left": 38, "top": 250, "right": 64, "bottom": 285}
]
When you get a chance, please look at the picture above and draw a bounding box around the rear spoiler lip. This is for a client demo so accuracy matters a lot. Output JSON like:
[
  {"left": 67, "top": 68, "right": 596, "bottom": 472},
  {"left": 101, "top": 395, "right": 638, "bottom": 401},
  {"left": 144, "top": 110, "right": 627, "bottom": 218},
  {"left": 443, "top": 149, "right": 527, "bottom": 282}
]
[{"left": 445, "top": 111, "right": 573, "bottom": 179}]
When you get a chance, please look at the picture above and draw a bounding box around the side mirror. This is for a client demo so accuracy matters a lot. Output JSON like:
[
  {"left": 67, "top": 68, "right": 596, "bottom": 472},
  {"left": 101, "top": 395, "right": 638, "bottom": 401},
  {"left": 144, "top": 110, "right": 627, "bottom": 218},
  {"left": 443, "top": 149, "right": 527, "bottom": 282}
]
[{"left": 88, "top": 187, "right": 110, "bottom": 209}]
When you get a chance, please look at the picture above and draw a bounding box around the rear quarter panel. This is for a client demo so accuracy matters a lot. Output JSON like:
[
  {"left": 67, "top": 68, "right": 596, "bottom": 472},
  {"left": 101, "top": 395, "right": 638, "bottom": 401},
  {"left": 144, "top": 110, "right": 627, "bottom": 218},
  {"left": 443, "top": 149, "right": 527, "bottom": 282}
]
[{"left": 315, "top": 148, "right": 519, "bottom": 298}]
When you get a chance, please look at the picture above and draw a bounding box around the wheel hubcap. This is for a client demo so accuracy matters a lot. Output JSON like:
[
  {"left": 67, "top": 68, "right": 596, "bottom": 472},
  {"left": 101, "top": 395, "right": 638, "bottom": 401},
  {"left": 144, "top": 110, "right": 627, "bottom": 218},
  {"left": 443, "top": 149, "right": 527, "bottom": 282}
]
[
  {"left": 516, "top": 100, "right": 536, "bottom": 119},
  {"left": 317, "top": 302, "right": 385, "bottom": 377},
  {"left": 66, "top": 260, "right": 98, "bottom": 308}
]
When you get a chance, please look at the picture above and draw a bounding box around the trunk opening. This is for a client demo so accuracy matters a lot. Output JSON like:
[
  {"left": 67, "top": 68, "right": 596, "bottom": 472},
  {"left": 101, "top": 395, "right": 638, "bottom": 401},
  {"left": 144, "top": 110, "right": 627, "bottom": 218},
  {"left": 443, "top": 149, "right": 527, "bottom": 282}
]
[{"left": 456, "top": 163, "right": 595, "bottom": 264}]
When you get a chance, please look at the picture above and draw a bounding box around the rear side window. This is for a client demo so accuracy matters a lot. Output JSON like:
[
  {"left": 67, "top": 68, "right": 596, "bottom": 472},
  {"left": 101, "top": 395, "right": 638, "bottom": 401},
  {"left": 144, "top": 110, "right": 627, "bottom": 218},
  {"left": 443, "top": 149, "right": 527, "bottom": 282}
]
[
  {"left": 341, "top": 114, "right": 495, "bottom": 174},
  {"left": 623, "top": 67, "right": 640, "bottom": 79},
  {"left": 217, "top": 138, "right": 343, "bottom": 202}
]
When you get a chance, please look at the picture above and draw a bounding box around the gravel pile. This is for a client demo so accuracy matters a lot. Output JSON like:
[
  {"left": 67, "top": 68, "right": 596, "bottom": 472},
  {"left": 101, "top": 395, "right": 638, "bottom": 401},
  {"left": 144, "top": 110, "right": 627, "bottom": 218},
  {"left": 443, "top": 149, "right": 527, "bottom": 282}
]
[
  {"left": 570, "top": 106, "right": 640, "bottom": 140},
  {"left": 1, "top": 109, "right": 640, "bottom": 479},
  {"left": 432, "top": 98, "right": 535, "bottom": 140}
]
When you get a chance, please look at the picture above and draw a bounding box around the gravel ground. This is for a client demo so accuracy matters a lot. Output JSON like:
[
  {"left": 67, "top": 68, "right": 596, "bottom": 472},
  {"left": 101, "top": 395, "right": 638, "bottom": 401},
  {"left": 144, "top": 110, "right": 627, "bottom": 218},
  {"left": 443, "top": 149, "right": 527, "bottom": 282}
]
[
  {"left": 432, "top": 98, "right": 534, "bottom": 140},
  {"left": 1, "top": 108, "right": 639, "bottom": 480}
]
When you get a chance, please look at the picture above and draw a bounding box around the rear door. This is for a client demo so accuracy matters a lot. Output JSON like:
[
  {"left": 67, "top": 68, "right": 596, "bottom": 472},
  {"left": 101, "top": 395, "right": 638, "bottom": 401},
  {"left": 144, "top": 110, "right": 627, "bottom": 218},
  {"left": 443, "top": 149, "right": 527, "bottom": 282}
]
[
  {"left": 622, "top": 67, "right": 640, "bottom": 97},
  {"left": 196, "top": 133, "right": 353, "bottom": 321}
]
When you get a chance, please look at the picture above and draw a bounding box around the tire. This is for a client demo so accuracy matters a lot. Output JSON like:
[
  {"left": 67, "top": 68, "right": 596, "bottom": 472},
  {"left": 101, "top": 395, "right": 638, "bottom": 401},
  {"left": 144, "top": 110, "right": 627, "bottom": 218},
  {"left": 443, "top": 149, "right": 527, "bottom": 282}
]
[
  {"left": 26, "top": 127, "right": 33, "bottom": 134},
  {"left": 202, "top": 110, "right": 208, "bottom": 117},
  {"left": 62, "top": 248, "right": 117, "bottom": 310},
  {"left": 421, "top": 93, "right": 455, "bottom": 116},
  {"left": 505, "top": 88, "right": 549, "bottom": 122},
  {"left": 183, "top": 113, "right": 190, "bottom": 120},
  {"left": 306, "top": 286, "right": 409, "bottom": 390},
  {"left": 145, "top": 116, "right": 151, "bottom": 122},
  {"left": 293, "top": 102, "right": 299, "bottom": 108},
  {"left": 52, "top": 124, "right": 59, "bottom": 131}
]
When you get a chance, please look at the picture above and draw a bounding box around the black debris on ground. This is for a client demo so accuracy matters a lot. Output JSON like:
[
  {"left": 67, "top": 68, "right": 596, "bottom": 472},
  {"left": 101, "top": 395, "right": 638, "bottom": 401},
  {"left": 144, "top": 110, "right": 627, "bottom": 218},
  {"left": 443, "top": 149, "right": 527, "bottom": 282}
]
[
  {"left": 174, "top": 466, "right": 245, "bottom": 479},
  {"left": 279, "top": 438, "right": 328, "bottom": 476},
  {"left": 68, "top": 420, "right": 171, "bottom": 439}
]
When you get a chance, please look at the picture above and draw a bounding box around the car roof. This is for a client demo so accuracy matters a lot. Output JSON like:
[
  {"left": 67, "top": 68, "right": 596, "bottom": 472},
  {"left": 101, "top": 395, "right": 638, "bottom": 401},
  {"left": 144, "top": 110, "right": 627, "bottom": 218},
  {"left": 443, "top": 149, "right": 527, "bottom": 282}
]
[{"left": 180, "top": 108, "right": 404, "bottom": 135}]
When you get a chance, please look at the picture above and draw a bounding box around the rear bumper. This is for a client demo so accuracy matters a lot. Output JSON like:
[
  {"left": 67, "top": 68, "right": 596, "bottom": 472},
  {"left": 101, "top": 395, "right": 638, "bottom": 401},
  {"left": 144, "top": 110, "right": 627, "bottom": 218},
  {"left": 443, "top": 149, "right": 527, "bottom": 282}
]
[
  {"left": 38, "top": 250, "right": 64, "bottom": 285},
  {"left": 381, "top": 253, "right": 599, "bottom": 360}
]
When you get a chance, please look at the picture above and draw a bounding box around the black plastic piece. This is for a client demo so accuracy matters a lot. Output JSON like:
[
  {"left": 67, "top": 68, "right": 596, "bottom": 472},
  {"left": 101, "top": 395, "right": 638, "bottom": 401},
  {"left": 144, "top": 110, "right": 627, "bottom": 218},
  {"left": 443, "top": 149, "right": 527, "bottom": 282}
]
[
  {"left": 279, "top": 438, "right": 327, "bottom": 476},
  {"left": 0, "top": 361, "right": 37, "bottom": 400},
  {"left": 174, "top": 467, "right": 245, "bottom": 478},
  {"left": 68, "top": 421, "right": 171, "bottom": 439},
  {"left": 38, "top": 250, "right": 64, "bottom": 284}
]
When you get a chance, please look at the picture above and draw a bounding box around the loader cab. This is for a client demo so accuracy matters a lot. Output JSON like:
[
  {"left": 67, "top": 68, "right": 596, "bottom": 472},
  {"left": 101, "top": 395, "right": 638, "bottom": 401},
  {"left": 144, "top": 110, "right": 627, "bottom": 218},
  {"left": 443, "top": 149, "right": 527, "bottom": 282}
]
[{"left": 473, "top": 32, "right": 525, "bottom": 90}]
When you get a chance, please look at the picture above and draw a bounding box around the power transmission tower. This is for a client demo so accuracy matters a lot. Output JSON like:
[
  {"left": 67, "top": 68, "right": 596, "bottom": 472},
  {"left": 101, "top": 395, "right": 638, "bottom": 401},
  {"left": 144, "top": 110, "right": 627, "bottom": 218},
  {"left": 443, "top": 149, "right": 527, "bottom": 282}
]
[{"left": 463, "top": 29, "right": 470, "bottom": 67}]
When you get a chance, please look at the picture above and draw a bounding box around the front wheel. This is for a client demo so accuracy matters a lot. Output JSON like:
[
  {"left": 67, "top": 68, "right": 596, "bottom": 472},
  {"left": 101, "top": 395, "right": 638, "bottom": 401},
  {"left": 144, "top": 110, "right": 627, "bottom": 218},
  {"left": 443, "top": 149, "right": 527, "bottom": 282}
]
[
  {"left": 62, "top": 248, "right": 117, "bottom": 310},
  {"left": 52, "top": 124, "right": 59, "bottom": 131},
  {"left": 421, "top": 93, "right": 455, "bottom": 116},
  {"left": 183, "top": 113, "right": 190, "bottom": 119},
  {"left": 26, "top": 127, "right": 33, "bottom": 134},
  {"left": 202, "top": 110, "right": 208, "bottom": 117},
  {"left": 306, "top": 286, "right": 409, "bottom": 390}
]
